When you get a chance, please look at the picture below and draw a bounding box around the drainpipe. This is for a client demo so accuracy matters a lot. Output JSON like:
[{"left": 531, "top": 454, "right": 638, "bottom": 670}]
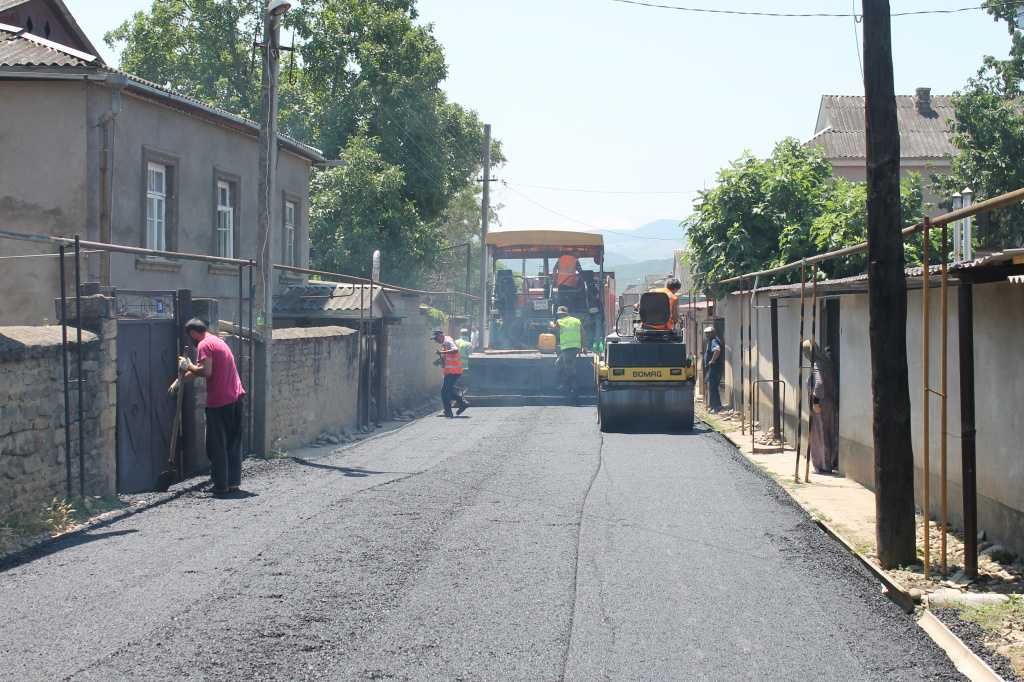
[{"left": 97, "top": 74, "right": 126, "bottom": 286}]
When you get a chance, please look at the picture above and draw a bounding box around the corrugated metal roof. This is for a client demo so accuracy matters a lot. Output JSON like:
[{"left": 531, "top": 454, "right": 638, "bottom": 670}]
[
  {"left": 1009, "top": 275, "right": 1024, "bottom": 285},
  {"left": 0, "top": 27, "right": 92, "bottom": 67},
  {"left": 274, "top": 282, "right": 396, "bottom": 318},
  {"left": 807, "top": 94, "right": 957, "bottom": 160}
]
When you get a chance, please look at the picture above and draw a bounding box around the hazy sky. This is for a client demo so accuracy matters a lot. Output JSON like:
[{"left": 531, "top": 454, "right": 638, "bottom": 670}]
[{"left": 68, "top": 1, "right": 1010, "bottom": 236}]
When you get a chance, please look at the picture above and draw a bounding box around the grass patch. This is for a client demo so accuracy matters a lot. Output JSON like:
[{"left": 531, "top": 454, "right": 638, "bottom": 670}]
[
  {"left": 962, "top": 595, "right": 1024, "bottom": 633},
  {"left": 0, "top": 495, "right": 126, "bottom": 554}
]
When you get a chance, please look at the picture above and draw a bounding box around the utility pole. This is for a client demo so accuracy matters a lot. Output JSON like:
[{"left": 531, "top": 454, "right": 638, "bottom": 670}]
[
  {"left": 862, "top": 0, "right": 917, "bottom": 568},
  {"left": 254, "top": 0, "right": 289, "bottom": 456},
  {"left": 479, "top": 123, "right": 491, "bottom": 347}
]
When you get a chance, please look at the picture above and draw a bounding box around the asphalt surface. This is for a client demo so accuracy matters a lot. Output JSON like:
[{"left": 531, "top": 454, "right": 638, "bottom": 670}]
[{"left": 0, "top": 407, "right": 960, "bottom": 680}]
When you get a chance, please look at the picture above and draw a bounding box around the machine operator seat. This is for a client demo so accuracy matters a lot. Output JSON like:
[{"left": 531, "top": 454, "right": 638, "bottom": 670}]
[{"left": 636, "top": 291, "right": 680, "bottom": 342}]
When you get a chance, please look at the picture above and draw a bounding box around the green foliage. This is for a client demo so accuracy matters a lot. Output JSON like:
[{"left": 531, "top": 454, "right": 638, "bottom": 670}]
[
  {"left": 311, "top": 135, "right": 430, "bottom": 282},
  {"left": 688, "top": 140, "right": 926, "bottom": 292},
  {"left": 933, "top": 6, "right": 1024, "bottom": 249},
  {"left": 105, "top": 0, "right": 501, "bottom": 283}
]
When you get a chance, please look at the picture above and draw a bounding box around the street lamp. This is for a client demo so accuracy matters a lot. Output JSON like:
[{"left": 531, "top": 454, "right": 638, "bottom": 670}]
[{"left": 268, "top": 0, "right": 292, "bottom": 16}]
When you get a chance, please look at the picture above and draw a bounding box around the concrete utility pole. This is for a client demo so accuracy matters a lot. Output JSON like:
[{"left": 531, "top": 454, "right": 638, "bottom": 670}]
[
  {"left": 862, "top": 0, "right": 917, "bottom": 568},
  {"left": 479, "top": 123, "right": 491, "bottom": 347},
  {"left": 254, "top": 0, "right": 289, "bottom": 456}
]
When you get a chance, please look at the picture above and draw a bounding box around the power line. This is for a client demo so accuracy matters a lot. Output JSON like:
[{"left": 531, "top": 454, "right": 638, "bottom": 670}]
[
  {"left": 502, "top": 180, "right": 701, "bottom": 196},
  {"left": 500, "top": 182, "right": 685, "bottom": 242},
  {"left": 608, "top": 0, "right": 1006, "bottom": 19}
]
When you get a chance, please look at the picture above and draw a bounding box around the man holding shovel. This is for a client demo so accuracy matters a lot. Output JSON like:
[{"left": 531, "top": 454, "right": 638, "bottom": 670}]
[{"left": 180, "top": 318, "right": 246, "bottom": 495}]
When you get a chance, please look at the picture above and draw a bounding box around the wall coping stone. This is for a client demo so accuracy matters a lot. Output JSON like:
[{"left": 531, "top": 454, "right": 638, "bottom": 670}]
[
  {"left": 273, "top": 326, "right": 356, "bottom": 341},
  {"left": 0, "top": 325, "right": 98, "bottom": 361}
]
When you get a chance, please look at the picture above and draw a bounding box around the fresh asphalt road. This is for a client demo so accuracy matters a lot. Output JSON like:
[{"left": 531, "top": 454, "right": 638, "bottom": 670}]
[{"left": 0, "top": 407, "right": 960, "bottom": 681}]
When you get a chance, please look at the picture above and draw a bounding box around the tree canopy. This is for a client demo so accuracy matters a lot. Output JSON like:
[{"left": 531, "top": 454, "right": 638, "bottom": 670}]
[
  {"left": 933, "top": 1, "right": 1024, "bottom": 249},
  {"left": 687, "top": 139, "right": 924, "bottom": 293},
  {"left": 106, "top": 0, "right": 501, "bottom": 285}
]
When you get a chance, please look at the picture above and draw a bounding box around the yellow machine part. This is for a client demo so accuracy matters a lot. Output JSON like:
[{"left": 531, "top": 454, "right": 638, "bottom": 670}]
[{"left": 537, "top": 333, "right": 557, "bottom": 353}]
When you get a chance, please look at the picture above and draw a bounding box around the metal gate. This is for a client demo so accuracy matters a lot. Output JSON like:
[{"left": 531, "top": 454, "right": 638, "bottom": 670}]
[{"left": 115, "top": 292, "right": 179, "bottom": 493}]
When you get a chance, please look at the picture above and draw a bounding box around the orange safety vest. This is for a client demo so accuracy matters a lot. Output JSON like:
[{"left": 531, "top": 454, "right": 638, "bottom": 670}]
[
  {"left": 646, "top": 288, "right": 679, "bottom": 331},
  {"left": 440, "top": 338, "right": 463, "bottom": 375},
  {"left": 554, "top": 255, "right": 579, "bottom": 288}
]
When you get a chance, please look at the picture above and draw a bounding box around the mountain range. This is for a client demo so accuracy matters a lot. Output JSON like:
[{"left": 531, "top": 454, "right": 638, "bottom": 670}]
[{"left": 597, "top": 219, "right": 686, "bottom": 266}]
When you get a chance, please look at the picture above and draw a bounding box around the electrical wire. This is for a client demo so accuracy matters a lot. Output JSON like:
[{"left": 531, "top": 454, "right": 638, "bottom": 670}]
[
  {"left": 502, "top": 180, "right": 701, "bottom": 196},
  {"left": 500, "top": 182, "right": 684, "bottom": 242},
  {"left": 608, "top": 0, "right": 1009, "bottom": 18},
  {"left": 852, "top": 0, "right": 864, "bottom": 81}
]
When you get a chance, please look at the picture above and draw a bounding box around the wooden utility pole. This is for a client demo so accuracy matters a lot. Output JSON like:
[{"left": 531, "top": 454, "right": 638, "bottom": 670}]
[
  {"left": 254, "top": 2, "right": 288, "bottom": 456},
  {"left": 479, "top": 123, "right": 491, "bottom": 347},
  {"left": 862, "top": 0, "right": 917, "bottom": 568}
]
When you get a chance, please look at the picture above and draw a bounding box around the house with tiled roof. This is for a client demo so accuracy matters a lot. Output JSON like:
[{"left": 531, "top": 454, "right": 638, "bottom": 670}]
[
  {"left": 806, "top": 87, "right": 956, "bottom": 207},
  {"left": 0, "top": 0, "right": 324, "bottom": 324}
]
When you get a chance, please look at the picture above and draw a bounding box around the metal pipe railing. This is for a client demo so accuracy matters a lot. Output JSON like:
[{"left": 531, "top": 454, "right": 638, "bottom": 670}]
[
  {"left": 716, "top": 186, "right": 1024, "bottom": 287},
  {"left": 273, "top": 262, "right": 479, "bottom": 300}
]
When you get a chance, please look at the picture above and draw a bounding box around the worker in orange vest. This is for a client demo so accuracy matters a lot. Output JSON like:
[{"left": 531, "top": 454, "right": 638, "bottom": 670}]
[
  {"left": 432, "top": 329, "right": 469, "bottom": 418},
  {"left": 644, "top": 278, "right": 682, "bottom": 331}
]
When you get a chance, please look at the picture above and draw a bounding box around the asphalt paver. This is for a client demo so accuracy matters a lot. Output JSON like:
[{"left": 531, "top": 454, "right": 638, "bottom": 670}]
[{"left": 0, "top": 408, "right": 960, "bottom": 680}]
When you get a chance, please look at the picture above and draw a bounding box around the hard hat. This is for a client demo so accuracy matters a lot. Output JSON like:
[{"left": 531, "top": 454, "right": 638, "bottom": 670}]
[
  {"left": 430, "top": 329, "right": 444, "bottom": 338},
  {"left": 703, "top": 325, "right": 715, "bottom": 334},
  {"left": 459, "top": 328, "right": 469, "bottom": 335},
  {"left": 556, "top": 306, "right": 569, "bottom": 315}
]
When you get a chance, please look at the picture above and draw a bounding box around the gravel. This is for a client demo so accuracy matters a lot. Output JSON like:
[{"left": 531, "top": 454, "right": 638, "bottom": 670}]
[{"left": 933, "top": 607, "right": 1022, "bottom": 681}]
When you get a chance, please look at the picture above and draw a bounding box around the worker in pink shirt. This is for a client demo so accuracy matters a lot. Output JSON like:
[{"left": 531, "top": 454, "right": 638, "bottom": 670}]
[{"left": 180, "top": 318, "right": 246, "bottom": 496}]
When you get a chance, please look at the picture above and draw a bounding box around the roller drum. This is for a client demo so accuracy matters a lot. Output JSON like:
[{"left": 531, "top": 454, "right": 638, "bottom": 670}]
[{"left": 599, "top": 381, "right": 695, "bottom": 433}]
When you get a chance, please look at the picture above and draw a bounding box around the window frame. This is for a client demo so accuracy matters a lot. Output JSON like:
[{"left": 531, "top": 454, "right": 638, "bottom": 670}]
[
  {"left": 146, "top": 162, "right": 167, "bottom": 251},
  {"left": 282, "top": 192, "right": 302, "bottom": 267},
  {"left": 211, "top": 168, "right": 241, "bottom": 259},
  {"left": 140, "top": 148, "right": 179, "bottom": 252}
]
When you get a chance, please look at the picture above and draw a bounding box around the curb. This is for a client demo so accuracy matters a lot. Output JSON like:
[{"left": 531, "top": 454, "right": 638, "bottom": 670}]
[{"left": 707, "top": 418, "right": 1006, "bottom": 682}]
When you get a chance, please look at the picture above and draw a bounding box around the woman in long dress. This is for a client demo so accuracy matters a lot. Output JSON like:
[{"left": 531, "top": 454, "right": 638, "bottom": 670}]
[{"left": 804, "top": 340, "right": 838, "bottom": 474}]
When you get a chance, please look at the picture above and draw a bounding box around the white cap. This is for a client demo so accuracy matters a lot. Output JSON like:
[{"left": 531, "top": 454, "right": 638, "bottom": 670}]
[{"left": 704, "top": 326, "right": 715, "bottom": 334}]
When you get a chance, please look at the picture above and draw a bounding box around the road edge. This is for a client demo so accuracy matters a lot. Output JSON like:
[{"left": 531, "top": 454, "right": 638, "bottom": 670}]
[{"left": 706, "top": 419, "right": 1006, "bottom": 682}]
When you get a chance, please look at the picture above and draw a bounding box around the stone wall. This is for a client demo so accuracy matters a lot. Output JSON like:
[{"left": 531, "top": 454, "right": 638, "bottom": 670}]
[
  {"left": 269, "top": 326, "right": 359, "bottom": 452},
  {"left": 0, "top": 325, "right": 116, "bottom": 518}
]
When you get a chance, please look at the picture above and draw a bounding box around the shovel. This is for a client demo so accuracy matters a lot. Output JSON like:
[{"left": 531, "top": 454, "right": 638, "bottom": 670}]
[{"left": 156, "top": 365, "right": 186, "bottom": 492}]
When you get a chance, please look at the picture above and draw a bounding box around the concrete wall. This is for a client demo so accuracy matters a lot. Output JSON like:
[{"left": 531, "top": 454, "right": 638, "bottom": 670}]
[
  {"left": 721, "top": 282, "right": 1024, "bottom": 557},
  {"left": 269, "top": 326, "right": 359, "bottom": 452},
  {"left": 0, "top": 325, "right": 116, "bottom": 518},
  {"left": 0, "top": 80, "right": 89, "bottom": 324},
  {"left": 107, "top": 91, "right": 311, "bottom": 323}
]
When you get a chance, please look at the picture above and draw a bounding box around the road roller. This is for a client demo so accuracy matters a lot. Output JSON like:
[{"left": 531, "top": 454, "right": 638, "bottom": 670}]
[{"left": 596, "top": 290, "right": 695, "bottom": 432}]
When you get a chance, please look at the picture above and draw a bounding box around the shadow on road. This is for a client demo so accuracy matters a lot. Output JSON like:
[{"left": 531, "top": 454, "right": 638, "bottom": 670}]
[
  {"left": 290, "top": 457, "right": 399, "bottom": 477},
  {"left": 0, "top": 529, "right": 139, "bottom": 574}
]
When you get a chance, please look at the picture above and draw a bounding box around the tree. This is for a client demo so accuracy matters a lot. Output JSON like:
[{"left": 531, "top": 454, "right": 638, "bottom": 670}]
[
  {"left": 686, "top": 139, "right": 925, "bottom": 292},
  {"left": 106, "top": 0, "right": 501, "bottom": 285},
  {"left": 687, "top": 139, "right": 833, "bottom": 291},
  {"left": 929, "top": 1, "right": 1024, "bottom": 249}
]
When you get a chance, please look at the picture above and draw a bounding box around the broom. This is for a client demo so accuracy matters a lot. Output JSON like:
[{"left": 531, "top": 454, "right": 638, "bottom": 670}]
[{"left": 156, "top": 362, "right": 186, "bottom": 492}]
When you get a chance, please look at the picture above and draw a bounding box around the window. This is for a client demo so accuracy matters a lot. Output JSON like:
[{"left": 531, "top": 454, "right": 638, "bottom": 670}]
[
  {"left": 146, "top": 162, "right": 167, "bottom": 251},
  {"left": 216, "top": 180, "right": 234, "bottom": 258},
  {"left": 284, "top": 200, "right": 297, "bottom": 266}
]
